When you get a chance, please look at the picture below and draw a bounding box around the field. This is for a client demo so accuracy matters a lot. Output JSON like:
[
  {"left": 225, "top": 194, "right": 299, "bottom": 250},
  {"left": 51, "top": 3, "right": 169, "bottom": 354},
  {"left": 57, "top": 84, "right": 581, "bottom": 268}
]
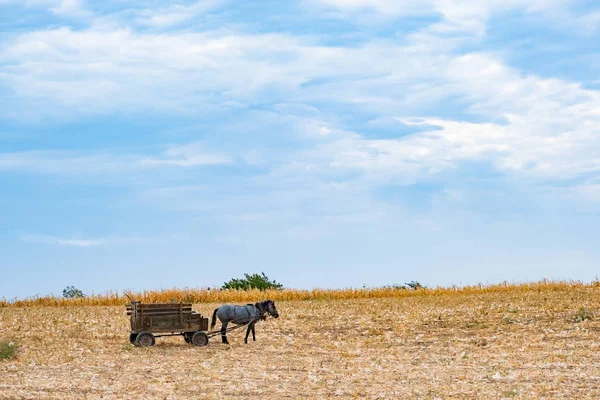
[{"left": 1, "top": 282, "right": 600, "bottom": 399}]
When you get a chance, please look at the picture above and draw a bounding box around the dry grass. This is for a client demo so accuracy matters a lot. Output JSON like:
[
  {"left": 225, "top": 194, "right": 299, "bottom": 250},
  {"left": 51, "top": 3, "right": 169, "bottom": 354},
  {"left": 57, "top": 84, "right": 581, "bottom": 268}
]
[
  {"left": 1, "top": 279, "right": 599, "bottom": 307},
  {"left": 1, "top": 283, "right": 600, "bottom": 399}
]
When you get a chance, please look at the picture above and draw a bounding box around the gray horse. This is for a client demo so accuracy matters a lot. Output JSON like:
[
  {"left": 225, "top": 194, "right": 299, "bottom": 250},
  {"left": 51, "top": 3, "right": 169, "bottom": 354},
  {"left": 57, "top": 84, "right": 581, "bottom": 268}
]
[{"left": 210, "top": 300, "right": 279, "bottom": 344}]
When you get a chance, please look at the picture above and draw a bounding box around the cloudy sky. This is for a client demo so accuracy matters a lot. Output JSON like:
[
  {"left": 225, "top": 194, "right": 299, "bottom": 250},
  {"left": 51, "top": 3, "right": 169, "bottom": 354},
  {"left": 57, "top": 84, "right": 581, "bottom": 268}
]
[{"left": 1, "top": 0, "right": 599, "bottom": 298}]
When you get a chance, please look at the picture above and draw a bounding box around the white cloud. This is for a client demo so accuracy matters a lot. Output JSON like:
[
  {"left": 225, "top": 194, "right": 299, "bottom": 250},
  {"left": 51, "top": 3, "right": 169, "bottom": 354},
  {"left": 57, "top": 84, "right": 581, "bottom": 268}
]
[
  {"left": 0, "top": 144, "right": 232, "bottom": 175},
  {"left": 307, "top": 0, "right": 571, "bottom": 35},
  {"left": 20, "top": 233, "right": 158, "bottom": 247},
  {"left": 305, "top": 0, "right": 426, "bottom": 16},
  {"left": 49, "top": 0, "right": 90, "bottom": 18},
  {"left": 3, "top": 41, "right": 598, "bottom": 191},
  {"left": 57, "top": 238, "right": 105, "bottom": 247},
  {"left": 1, "top": 0, "right": 92, "bottom": 18},
  {"left": 135, "top": 0, "right": 224, "bottom": 27},
  {"left": 296, "top": 111, "right": 599, "bottom": 188},
  {"left": 0, "top": 2, "right": 598, "bottom": 202},
  {"left": 573, "top": 184, "right": 600, "bottom": 203},
  {"left": 0, "top": 151, "right": 139, "bottom": 175},
  {"left": 253, "top": 52, "right": 600, "bottom": 186},
  {"left": 21, "top": 234, "right": 107, "bottom": 247},
  {"left": 140, "top": 142, "right": 232, "bottom": 167},
  {"left": 307, "top": 0, "right": 600, "bottom": 46},
  {"left": 0, "top": 28, "right": 311, "bottom": 119}
]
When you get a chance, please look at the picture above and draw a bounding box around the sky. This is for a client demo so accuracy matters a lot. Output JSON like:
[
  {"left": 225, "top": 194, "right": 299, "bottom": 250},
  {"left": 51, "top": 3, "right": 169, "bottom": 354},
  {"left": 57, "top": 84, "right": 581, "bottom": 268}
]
[{"left": 1, "top": 0, "right": 599, "bottom": 299}]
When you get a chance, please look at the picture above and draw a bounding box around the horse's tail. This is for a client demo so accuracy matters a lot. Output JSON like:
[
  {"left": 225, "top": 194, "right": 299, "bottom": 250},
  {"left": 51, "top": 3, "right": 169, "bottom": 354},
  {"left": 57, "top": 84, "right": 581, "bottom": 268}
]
[{"left": 210, "top": 308, "right": 219, "bottom": 330}]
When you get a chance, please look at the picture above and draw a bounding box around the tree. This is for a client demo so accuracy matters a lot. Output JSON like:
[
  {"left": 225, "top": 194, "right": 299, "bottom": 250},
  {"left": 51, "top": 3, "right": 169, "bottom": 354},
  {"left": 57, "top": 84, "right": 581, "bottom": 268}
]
[
  {"left": 221, "top": 272, "right": 283, "bottom": 291},
  {"left": 63, "top": 286, "right": 86, "bottom": 298}
]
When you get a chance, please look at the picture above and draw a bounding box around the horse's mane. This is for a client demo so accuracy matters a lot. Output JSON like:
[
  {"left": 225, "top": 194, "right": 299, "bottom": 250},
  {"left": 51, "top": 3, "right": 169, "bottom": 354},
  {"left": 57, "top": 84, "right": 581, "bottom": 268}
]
[{"left": 253, "top": 300, "right": 269, "bottom": 312}]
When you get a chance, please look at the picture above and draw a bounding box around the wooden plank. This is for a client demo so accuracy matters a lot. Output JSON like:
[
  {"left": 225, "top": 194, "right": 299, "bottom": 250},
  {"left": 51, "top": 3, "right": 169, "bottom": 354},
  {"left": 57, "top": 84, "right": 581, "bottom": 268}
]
[
  {"left": 126, "top": 309, "right": 192, "bottom": 314},
  {"left": 127, "top": 311, "right": 193, "bottom": 314},
  {"left": 127, "top": 310, "right": 194, "bottom": 316},
  {"left": 126, "top": 308, "right": 192, "bottom": 314},
  {"left": 127, "top": 306, "right": 193, "bottom": 310},
  {"left": 130, "top": 316, "right": 209, "bottom": 332},
  {"left": 126, "top": 306, "right": 192, "bottom": 310},
  {"left": 125, "top": 304, "right": 190, "bottom": 306},
  {"left": 139, "top": 320, "right": 208, "bottom": 333},
  {"left": 179, "top": 303, "right": 183, "bottom": 328},
  {"left": 190, "top": 315, "right": 209, "bottom": 331},
  {"left": 126, "top": 303, "right": 192, "bottom": 309},
  {"left": 126, "top": 308, "right": 193, "bottom": 313},
  {"left": 132, "top": 328, "right": 196, "bottom": 334}
]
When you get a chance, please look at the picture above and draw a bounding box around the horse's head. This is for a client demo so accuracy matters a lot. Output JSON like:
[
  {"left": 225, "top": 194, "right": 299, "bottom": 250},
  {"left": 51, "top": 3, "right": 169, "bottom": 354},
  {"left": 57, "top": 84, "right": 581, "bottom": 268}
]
[{"left": 265, "top": 299, "right": 279, "bottom": 318}]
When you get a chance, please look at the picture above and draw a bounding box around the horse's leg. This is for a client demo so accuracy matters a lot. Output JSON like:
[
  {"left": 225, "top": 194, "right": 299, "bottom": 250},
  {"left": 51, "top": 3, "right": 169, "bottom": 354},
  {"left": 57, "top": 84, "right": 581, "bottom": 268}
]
[
  {"left": 245, "top": 324, "right": 251, "bottom": 344},
  {"left": 251, "top": 322, "right": 256, "bottom": 342},
  {"left": 221, "top": 322, "right": 229, "bottom": 344}
]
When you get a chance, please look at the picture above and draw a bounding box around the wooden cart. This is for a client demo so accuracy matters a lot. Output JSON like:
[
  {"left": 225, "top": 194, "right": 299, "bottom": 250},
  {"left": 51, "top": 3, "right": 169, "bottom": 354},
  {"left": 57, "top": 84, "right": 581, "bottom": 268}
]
[{"left": 126, "top": 301, "right": 210, "bottom": 347}]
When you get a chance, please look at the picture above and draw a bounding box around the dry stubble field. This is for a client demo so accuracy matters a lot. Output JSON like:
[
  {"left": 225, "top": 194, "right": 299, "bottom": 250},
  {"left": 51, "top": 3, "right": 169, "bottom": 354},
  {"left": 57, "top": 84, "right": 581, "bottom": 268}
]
[{"left": 1, "top": 286, "right": 600, "bottom": 399}]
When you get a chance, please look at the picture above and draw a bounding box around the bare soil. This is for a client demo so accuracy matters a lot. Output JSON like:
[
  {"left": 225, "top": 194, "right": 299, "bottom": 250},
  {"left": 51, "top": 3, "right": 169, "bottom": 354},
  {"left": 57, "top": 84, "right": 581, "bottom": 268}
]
[{"left": 1, "top": 290, "right": 599, "bottom": 399}]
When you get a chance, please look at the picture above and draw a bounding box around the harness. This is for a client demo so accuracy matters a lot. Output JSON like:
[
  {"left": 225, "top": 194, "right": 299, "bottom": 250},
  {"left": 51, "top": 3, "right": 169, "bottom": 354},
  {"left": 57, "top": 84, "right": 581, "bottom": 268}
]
[{"left": 232, "top": 303, "right": 262, "bottom": 324}]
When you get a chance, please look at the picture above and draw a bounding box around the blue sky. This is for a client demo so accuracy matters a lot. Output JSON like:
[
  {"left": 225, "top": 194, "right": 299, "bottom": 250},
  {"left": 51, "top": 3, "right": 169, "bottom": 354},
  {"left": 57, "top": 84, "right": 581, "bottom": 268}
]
[{"left": 1, "top": 0, "right": 599, "bottom": 299}]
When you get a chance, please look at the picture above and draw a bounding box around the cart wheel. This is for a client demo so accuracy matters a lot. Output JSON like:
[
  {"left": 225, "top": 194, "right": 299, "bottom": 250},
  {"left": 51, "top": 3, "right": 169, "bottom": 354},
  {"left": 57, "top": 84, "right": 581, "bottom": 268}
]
[
  {"left": 184, "top": 333, "right": 192, "bottom": 344},
  {"left": 129, "top": 333, "right": 138, "bottom": 344},
  {"left": 135, "top": 331, "right": 155, "bottom": 347},
  {"left": 191, "top": 331, "right": 209, "bottom": 347}
]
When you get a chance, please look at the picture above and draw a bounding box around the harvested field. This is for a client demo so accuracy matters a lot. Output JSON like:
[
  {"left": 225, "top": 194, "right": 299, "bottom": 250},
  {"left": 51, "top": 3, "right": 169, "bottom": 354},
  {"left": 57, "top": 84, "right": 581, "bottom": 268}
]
[{"left": 1, "top": 286, "right": 600, "bottom": 399}]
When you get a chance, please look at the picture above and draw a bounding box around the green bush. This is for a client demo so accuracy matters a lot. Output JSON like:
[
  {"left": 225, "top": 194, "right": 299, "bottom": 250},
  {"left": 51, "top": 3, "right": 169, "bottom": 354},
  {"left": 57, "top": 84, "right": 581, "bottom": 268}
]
[
  {"left": 405, "top": 281, "right": 425, "bottom": 290},
  {"left": 63, "top": 286, "right": 86, "bottom": 299},
  {"left": 222, "top": 272, "right": 283, "bottom": 291},
  {"left": 0, "top": 340, "right": 17, "bottom": 360},
  {"left": 385, "top": 281, "right": 425, "bottom": 290},
  {"left": 571, "top": 307, "right": 594, "bottom": 323}
]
